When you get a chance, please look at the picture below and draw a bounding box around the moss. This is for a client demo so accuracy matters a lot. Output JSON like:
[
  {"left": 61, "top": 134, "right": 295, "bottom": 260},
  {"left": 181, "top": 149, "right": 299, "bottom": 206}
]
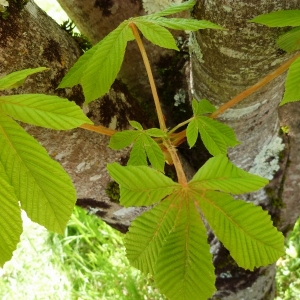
[
  {"left": 265, "top": 187, "right": 284, "bottom": 209},
  {"left": 105, "top": 181, "right": 120, "bottom": 203}
]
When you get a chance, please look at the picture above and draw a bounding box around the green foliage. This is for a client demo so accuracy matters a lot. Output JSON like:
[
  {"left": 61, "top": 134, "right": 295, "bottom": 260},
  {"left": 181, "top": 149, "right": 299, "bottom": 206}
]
[
  {"left": 59, "top": 0, "right": 223, "bottom": 104},
  {"left": 108, "top": 155, "right": 282, "bottom": 299},
  {"left": 276, "top": 27, "right": 300, "bottom": 53},
  {"left": 0, "top": 68, "right": 92, "bottom": 266},
  {"left": 186, "top": 99, "right": 239, "bottom": 155},
  {"left": 109, "top": 121, "right": 166, "bottom": 172}
]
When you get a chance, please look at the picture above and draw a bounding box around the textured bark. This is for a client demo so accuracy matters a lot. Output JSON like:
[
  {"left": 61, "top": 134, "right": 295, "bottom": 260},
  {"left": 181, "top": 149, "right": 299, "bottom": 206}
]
[{"left": 192, "top": 1, "right": 300, "bottom": 299}]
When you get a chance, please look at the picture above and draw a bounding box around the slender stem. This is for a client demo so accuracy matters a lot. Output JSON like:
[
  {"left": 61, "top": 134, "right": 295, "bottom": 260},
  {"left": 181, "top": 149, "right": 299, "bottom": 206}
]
[
  {"left": 80, "top": 123, "right": 117, "bottom": 136},
  {"left": 169, "top": 117, "right": 194, "bottom": 135},
  {"left": 129, "top": 23, "right": 167, "bottom": 132},
  {"left": 210, "top": 52, "right": 300, "bottom": 119}
]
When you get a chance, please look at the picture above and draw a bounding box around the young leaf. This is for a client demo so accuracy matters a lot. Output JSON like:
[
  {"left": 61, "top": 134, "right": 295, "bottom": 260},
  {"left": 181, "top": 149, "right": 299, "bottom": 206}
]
[
  {"left": 147, "top": 17, "right": 224, "bottom": 31},
  {"left": 281, "top": 57, "right": 300, "bottom": 105},
  {"left": 192, "top": 98, "right": 216, "bottom": 115},
  {"left": 151, "top": 0, "right": 196, "bottom": 17},
  {"left": 0, "top": 67, "right": 48, "bottom": 91},
  {"left": 0, "top": 163, "right": 22, "bottom": 267},
  {"left": 107, "top": 163, "right": 179, "bottom": 206},
  {"left": 190, "top": 155, "right": 268, "bottom": 194},
  {"left": 250, "top": 10, "right": 300, "bottom": 27},
  {"left": 196, "top": 191, "right": 284, "bottom": 270},
  {"left": 186, "top": 116, "right": 239, "bottom": 155},
  {"left": 129, "top": 120, "right": 143, "bottom": 130},
  {"left": 155, "top": 195, "right": 216, "bottom": 300},
  {"left": 109, "top": 130, "right": 140, "bottom": 150},
  {"left": 134, "top": 20, "right": 179, "bottom": 50},
  {"left": 0, "top": 94, "right": 93, "bottom": 130},
  {"left": 128, "top": 137, "right": 148, "bottom": 167},
  {"left": 277, "top": 27, "right": 300, "bottom": 53},
  {"left": 125, "top": 196, "right": 180, "bottom": 275},
  {"left": 186, "top": 119, "right": 198, "bottom": 148},
  {"left": 0, "top": 113, "right": 76, "bottom": 234},
  {"left": 145, "top": 128, "right": 166, "bottom": 137}
]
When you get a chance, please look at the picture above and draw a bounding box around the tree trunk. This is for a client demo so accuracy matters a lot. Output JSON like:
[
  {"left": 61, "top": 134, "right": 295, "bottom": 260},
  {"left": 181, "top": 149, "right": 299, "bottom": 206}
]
[
  {"left": 192, "top": 0, "right": 300, "bottom": 299},
  {"left": 2, "top": 0, "right": 300, "bottom": 299}
]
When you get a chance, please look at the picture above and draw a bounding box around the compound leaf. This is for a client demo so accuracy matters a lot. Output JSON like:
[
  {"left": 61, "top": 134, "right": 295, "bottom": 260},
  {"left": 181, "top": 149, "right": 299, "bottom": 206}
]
[
  {"left": 250, "top": 10, "right": 300, "bottom": 27},
  {"left": 190, "top": 155, "right": 268, "bottom": 194},
  {"left": 192, "top": 99, "right": 216, "bottom": 115},
  {"left": 145, "top": 128, "right": 166, "bottom": 137},
  {"left": 0, "top": 163, "right": 22, "bottom": 267},
  {"left": 143, "top": 135, "right": 165, "bottom": 172},
  {"left": 109, "top": 130, "right": 140, "bottom": 150},
  {"left": 107, "top": 163, "right": 179, "bottom": 206},
  {"left": 186, "top": 119, "right": 198, "bottom": 148},
  {"left": 277, "top": 27, "right": 300, "bottom": 53},
  {"left": 134, "top": 20, "right": 179, "bottom": 50},
  {"left": 129, "top": 120, "right": 143, "bottom": 130},
  {"left": 125, "top": 196, "right": 179, "bottom": 275},
  {"left": 197, "top": 191, "right": 284, "bottom": 270},
  {"left": 0, "top": 113, "right": 76, "bottom": 234},
  {"left": 155, "top": 193, "right": 216, "bottom": 300},
  {"left": 0, "top": 94, "right": 92, "bottom": 130},
  {"left": 0, "top": 67, "right": 48, "bottom": 91},
  {"left": 281, "top": 57, "right": 300, "bottom": 105}
]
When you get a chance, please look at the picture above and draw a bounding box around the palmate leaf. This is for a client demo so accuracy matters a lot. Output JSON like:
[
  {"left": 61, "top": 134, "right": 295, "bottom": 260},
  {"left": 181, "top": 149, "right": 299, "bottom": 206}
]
[
  {"left": 277, "top": 27, "right": 300, "bottom": 53},
  {"left": 190, "top": 155, "right": 268, "bottom": 194},
  {"left": 107, "top": 163, "right": 179, "bottom": 206},
  {"left": 250, "top": 10, "right": 300, "bottom": 27},
  {"left": 192, "top": 98, "right": 216, "bottom": 115},
  {"left": 134, "top": 20, "right": 179, "bottom": 50},
  {"left": 128, "top": 137, "right": 148, "bottom": 167},
  {"left": 0, "top": 94, "right": 92, "bottom": 130},
  {"left": 155, "top": 193, "right": 216, "bottom": 300},
  {"left": 187, "top": 116, "right": 239, "bottom": 154},
  {"left": 0, "top": 162, "right": 22, "bottom": 267},
  {"left": 281, "top": 57, "right": 300, "bottom": 105},
  {"left": 109, "top": 130, "right": 140, "bottom": 150},
  {"left": 0, "top": 67, "right": 48, "bottom": 90},
  {"left": 196, "top": 191, "right": 284, "bottom": 270},
  {"left": 0, "top": 112, "right": 76, "bottom": 234}
]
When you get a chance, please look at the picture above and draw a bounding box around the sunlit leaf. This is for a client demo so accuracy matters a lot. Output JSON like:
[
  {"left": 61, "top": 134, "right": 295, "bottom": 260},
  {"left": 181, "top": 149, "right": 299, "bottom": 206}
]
[
  {"left": 196, "top": 191, "right": 284, "bottom": 270},
  {"left": 107, "top": 163, "right": 179, "bottom": 206},
  {"left": 0, "top": 94, "right": 92, "bottom": 129},
  {"left": 0, "top": 113, "right": 76, "bottom": 234},
  {"left": 109, "top": 130, "right": 140, "bottom": 150},
  {"left": 192, "top": 99, "right": 216, "bottom": 115},
  {"left": 128, "top": 137, "right": 148, "bottom": 167},
  {"left": 277, "top": 27, "right": 300, "bottom": 52},
  {"left": 150, "top": 0, "right": 196, "bottom": 17}
]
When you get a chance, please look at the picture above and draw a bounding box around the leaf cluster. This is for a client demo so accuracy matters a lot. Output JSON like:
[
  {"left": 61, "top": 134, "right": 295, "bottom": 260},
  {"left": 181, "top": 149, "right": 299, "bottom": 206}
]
[{"left": 0, "top": 68, "right": 93, "bottom": 266}]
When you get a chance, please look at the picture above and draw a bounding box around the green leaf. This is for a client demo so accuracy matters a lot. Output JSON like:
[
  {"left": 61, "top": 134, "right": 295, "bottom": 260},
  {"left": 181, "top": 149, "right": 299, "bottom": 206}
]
[
  {"left": 187, "top": 116, "right": 239, "bottom": 156},
  {"left": 128, "top": 137, "right": 148, "bottom": 167},
  {"left": 192, "top": 99, "right": 216, "bottom": 115},
  {"left": 147, "top": 17, "right": 224, "bottom": 30},
  {"left": 145, "top": 128, "right": 166, "bottom": 137},
  {"left": 142, "top": 135, "right": 165, "bottom": 172},
  {"left": 186, "top": 119, "right": 198, "bottom": 148},
  {"left": 190, "top": 155, "right": 268, "bottom": 194},
  {"left": 250, "top": 10, "right": 300, "bottom": 27},
  {"left": 0, "top": 162, "right": 22, "bottom": 267},
  {"left": 58, "top": 42, "right": 102, "bottom": 89},
  {"left": 134, "top": 20, "right": 179, "bottom": 50},
  {"left": 281, "top": 57, "right": 300, "bottom": 105},
  {"left": 150, "top": 0, "right": 196, "bottom": 17},
  {"left": 82, "top": 21, "right": 132, "bottom": 103},
  {"left": 125, "top": 196, "right": 180, "bottom": 275},
  {"left": 129, "top": 120, "right": 143, "bottom": 130},
  {"left": 277, "top": 27, "right": 300, "bottom": 53},
  {"left": 156, "top": 195, "right": 216, "bottom": 300},
  {"left": 0, "top": 67, "right": 48, "bottom": 91},
  {"left": 0, "top": 113, "right": 76, "bottom": 234},
  {"left": 109, "top": 130, "right": 140, "bottom": 150},
  {"left": 107, "top": 163, "right": 179, "bottom": 206},
  {"left": 0, "top": 94, "right": 92, "bottom": 130},
  {"left": 197, "top": 191, "right": 284, "bottom": 270}
]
